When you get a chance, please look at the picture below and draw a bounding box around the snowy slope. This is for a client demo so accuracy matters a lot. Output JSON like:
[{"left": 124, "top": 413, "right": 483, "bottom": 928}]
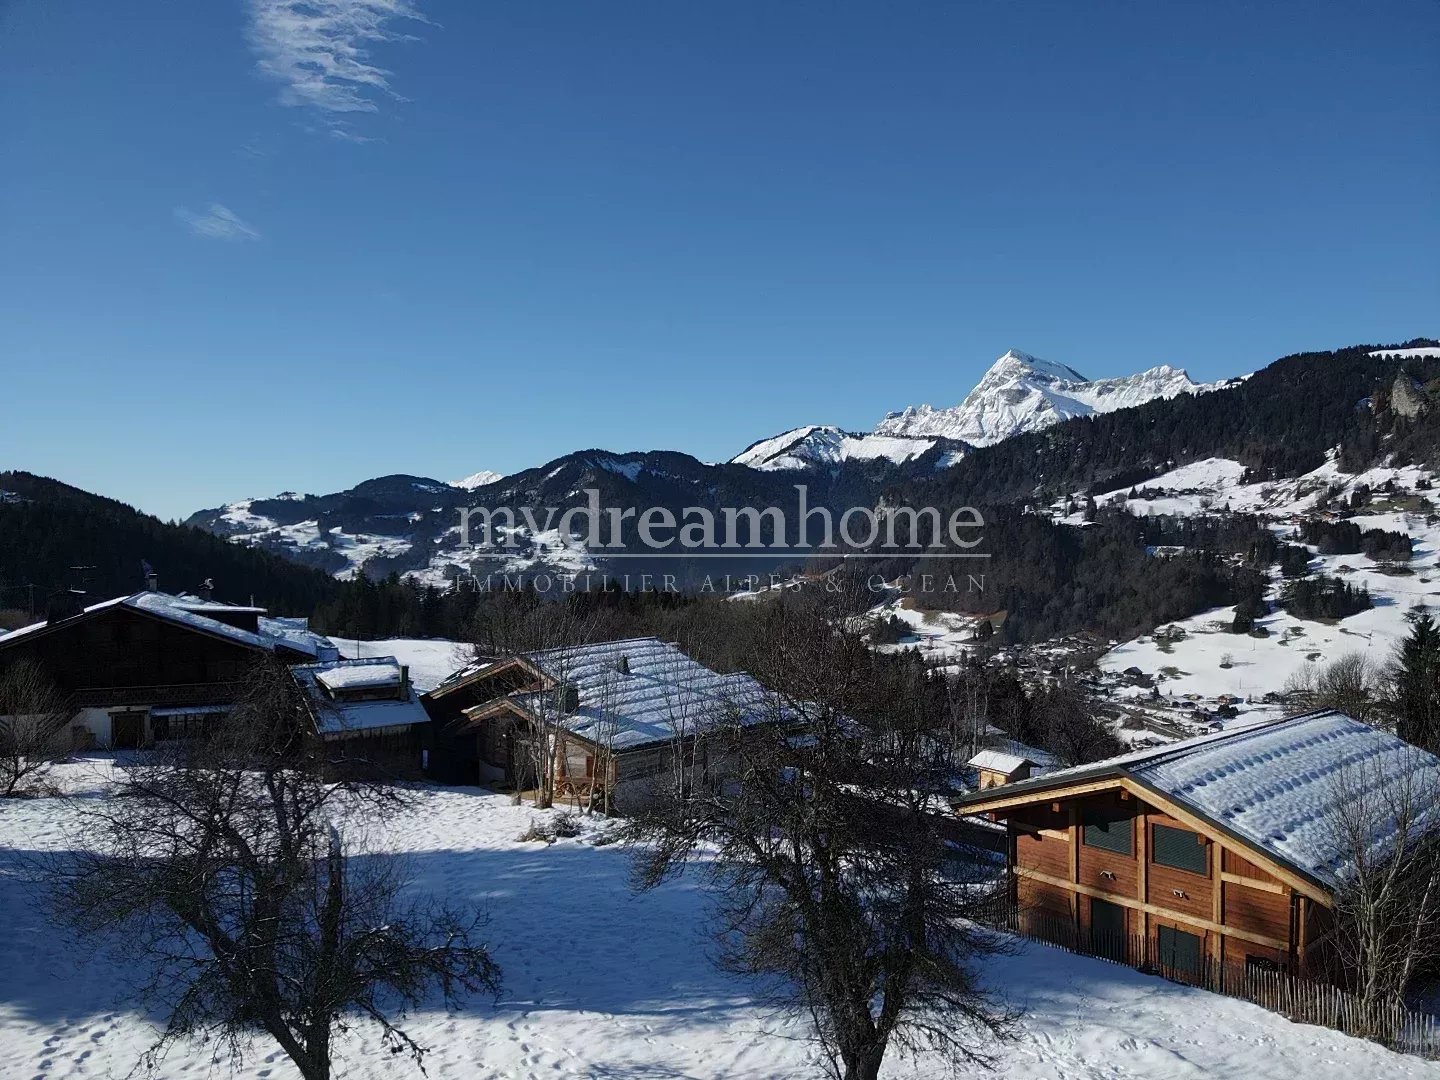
[
  {"left": 731, "top": 425, "right": 964, "bottom": 471},
  {"left": 1087, "top": 456, "right": 1440, "bottom": 710},
  {"left": 451, "top": 470, "right": 504, "bottom": 490},
  {"left": 1371, "top": 347, "right": 1440, "bottom": 360},
  {"left": 877, "top": 349, "right": 1217, "bottom": 446},
  {"left": 3, "top": 761, "right": 1437, "bottom": 1080},
  {"left": 330, "top": 636, "right": 472, "bottom": 692}
]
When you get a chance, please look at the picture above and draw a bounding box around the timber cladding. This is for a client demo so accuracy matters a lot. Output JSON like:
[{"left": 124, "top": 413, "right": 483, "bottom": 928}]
[
  {"left": 0, "top": 605, "right": 260, "bottom": 689},
  {"left": 1224, "top": 881, "right": 1291, "bottom": 940},
  {"left": 1003, "top": 784, "right": 1302, "bottom": 970}
]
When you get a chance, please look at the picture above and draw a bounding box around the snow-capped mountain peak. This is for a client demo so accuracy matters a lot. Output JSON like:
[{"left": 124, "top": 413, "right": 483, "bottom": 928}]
[
  {"left": 987, "top": 347, "right": 1089, "bottom": 383},
  {"left": 730, "top": 425, "right": 964, "bottom": 472},
  {"left": 450, "top": 470, "right": 504, "bottom": 491},
  {"left": 875, "top": 349, "right": 1211, "bottom": 446}
]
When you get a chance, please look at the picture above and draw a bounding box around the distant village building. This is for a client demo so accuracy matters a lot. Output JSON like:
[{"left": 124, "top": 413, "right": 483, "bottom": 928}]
[
  {"left": 953, "top": 711, "right": 1440, "bottom": 982},
  {"left": 0, "top": 577, "right": 333, "bottom": 749},
  {"left": 967, "top": 749, "right": 1033, "bottom": 790},
  {"left": 424, "top": 636, "right": 784, "bottom": 809}
]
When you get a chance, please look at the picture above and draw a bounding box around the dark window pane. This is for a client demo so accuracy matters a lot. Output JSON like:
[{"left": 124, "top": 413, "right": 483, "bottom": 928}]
[
  {"left": 1083, "top": 812, "right": 1132, "bottom": 855},
  {"left": 1152, "top": 823, "right": 1207, "bottom": 874}
]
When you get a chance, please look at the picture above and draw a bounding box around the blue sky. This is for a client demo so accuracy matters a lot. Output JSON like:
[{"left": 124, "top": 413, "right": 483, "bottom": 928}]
[{"left": 1, "top": 1, "right": 1436, "bottom": 520}]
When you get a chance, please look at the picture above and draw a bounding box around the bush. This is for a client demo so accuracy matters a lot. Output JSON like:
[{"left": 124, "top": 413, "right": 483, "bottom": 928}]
[{"left": 517, "top": 811, "right": 584, "bottom": 844}]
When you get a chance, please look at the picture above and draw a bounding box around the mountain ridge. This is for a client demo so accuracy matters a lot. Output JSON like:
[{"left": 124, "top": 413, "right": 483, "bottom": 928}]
[{"left": 875, "top": 348, "right": 1217, "bottom": 446}]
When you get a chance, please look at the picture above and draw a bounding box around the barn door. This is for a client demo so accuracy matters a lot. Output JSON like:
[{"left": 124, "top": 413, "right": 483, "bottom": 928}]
[
  {"left": 111, "top": 712, "right": 144, "bottom": 749},
  {"left": 1090, "top": 898, "right": 1127, "bottom": 963},
  {"left": 1157, "top": 924, "right": 1203, "bottom": 981}
]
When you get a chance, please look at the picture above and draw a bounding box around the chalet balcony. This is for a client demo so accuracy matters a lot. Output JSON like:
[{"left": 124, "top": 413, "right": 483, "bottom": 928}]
[{"left": 72, "top": 682, "right": 244, "bottom": 709}]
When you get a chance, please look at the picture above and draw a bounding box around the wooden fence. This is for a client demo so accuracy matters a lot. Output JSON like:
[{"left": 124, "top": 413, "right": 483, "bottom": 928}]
[{"left": 981, "top": 900, "right": 1440, "bottom": 1059}]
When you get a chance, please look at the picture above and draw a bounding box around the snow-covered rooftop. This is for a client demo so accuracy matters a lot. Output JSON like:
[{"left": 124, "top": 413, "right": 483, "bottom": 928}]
[
  {"left": 962, "top": 711, "right": 1440, "bottom": 890},
  {"left": 0, "top": 590, "right": 324, "bottom": 658},
  {"left": 502, "top": 637, "right": 783, "bottom": 752},
  {"left": 315, "top": 661, "right": 404, "bottom": 693},
  {"left": 968, "top": 749, "right": 1032, "bottom": 775},
  {"left": 292, "top": 657, "right": 429, "bottom": 735}
]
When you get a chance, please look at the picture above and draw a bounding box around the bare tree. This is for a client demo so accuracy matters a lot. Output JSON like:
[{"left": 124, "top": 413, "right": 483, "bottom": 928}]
[
  {"left": 1285, "top": 652, "right": 1387, "bottom": 724},
  {"left": 580, "top": 662, "right": 626, "bottom": 816},
  {"left": 473, "top": 592, "right": 601, "bottom": 807},
  {"left": 1327, "top": 745, "right": 1440, "bottom": 1031},
  {"left": 1029, "top": 681, "right": 1122, "bottom": 765},
  {"left": 0, "top": 658, "right": 73, "bottom": 798},
  {"left": 52, "top": 660, "right": 501, "bottom": 1080},
  {"left": 626, "top": 598, "right": 1014, "bottom": 1080}
]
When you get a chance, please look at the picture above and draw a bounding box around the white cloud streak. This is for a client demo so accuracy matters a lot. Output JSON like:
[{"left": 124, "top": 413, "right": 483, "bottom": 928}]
[
  {"left": 174, "top": 204, "right": 261, "bottom": 242},
  {"left": 245, "top": 0, "right": 428, "bottom": 138}
]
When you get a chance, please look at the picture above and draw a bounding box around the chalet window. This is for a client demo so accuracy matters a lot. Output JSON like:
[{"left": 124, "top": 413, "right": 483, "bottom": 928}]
[
  {"left": 1082, "top": 812, "right": 1132, "bottom": 855},
  {"left": 1157, "top": 924, "right": 1203, "bottom": 978},
  {"left": 152, "top": 711, "right": 226, "bottom": 741},
  {"left": 1152, "top": 823, "right": 1207, "bottom": 875}
]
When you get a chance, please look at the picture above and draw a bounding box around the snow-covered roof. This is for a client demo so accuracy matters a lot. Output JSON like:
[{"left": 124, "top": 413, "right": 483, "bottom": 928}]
[
  {"left": 0, "top": 590, "right": 324, "bottom": 658},
  {"left": 968, "top": 749, "right": 1032, "bottom": 775},
  {"left": 315, "top": 661, "right": 403, "bottom": 693},
  {"left": 498, "top": 637, "right": 784, "bottom": 752},
  {"left": 259, "top": 616, "right": 337, "bottom": 660},
  {"left": 960, "top": 711, "right": 1440, "bottom": 891},
  {"left": 291, "top": 657, "right": 429, "bottom": 735}
]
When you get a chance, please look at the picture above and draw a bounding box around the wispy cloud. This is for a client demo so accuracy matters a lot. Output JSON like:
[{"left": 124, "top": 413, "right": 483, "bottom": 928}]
[
  {"left": 245, "top": 0, "right": 428, "bottom": 139},
  {"left": 174, "top": 204, "right": 261, "bottom": 242}
]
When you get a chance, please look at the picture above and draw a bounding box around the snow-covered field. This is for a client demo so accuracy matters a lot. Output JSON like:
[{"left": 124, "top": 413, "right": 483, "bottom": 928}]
[
  {"left": 866, "top": 595, "right": 988, "bottom": 663},
  {"left": 3, "top": 760, "right": 1437, "bottom": 1080},
  {"left": 1092, "top": 456, "right": 1440, "bottom": 707},
  {"left": 332, "top": 636, "right": 473, "bottom": 692}
]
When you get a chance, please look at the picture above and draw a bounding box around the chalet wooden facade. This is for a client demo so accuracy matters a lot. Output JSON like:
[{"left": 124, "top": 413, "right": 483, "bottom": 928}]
[
  {"left": 954, "top": 711, "right": 1440, "bottom": 984},
  {"left": 424, "top": 636, "right": 781, "bottom": 810},
  {"left": 0, "top": 584, "right": 332, "bottom": 748}
]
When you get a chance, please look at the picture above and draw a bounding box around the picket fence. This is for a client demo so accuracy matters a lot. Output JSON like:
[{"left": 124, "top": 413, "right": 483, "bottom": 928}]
[{"left": 981, "top": 901, "right": 1440, "bottom": 1059}]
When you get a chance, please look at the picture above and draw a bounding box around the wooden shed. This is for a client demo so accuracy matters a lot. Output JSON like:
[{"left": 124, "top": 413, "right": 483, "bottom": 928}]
[{"left": 967, "top": 749, "right": 1034, "bottom": 789}]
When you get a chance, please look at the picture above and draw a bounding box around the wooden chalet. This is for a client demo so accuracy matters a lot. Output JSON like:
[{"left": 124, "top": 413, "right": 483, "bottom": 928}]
[
  {"left": 291, "top": 656, "right": 430, "bottom": 779},
  {"left": 954, "top": 710, "right": 1440, "bottom": 983},
  {"left": 0, "top": 578, "right": 333, "bottom": 749},
  {"left": 425, "top": 636, "right": 782, "bottom": 809}
]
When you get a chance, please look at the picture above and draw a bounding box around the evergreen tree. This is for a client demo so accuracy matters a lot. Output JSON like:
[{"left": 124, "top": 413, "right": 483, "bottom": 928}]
[{"left": 1394, "top": 610, "right": 1440, "bottom": 753}]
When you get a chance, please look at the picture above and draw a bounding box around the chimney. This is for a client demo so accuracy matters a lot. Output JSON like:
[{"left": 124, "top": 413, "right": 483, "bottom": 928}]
[
  {"left": 198, "top": 578, "right": 214, "bottom": 602},
  {"left": 616, "top": 655, "right": 631, "bottom": 675},
  {"left": 145, "top": 571, "right": 158, "bottom": 592},
  {"left": 399, "top": 664, "right": 410, "bottom": 699}
]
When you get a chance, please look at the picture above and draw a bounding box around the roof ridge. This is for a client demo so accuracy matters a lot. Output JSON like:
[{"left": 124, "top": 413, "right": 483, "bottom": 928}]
[{"left": 1127, "top": 711, "right": 1332, "bottom": 772}]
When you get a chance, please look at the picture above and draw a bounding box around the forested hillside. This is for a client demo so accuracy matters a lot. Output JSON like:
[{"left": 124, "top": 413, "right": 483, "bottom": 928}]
[
  {"left": 893, "top": 341, "right": 1440, "bottom": 510},
  {"left": 0, "top": 472, "right": 341, "bottom": 621},
  {"left": 880, "top": 340, "right": 1440, "bottom": 641}
]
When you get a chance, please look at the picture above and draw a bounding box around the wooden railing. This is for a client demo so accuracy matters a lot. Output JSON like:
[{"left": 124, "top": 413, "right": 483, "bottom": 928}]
[
  {"left": 981, "top": 900, "right": 1440, "bottom": 1059},
  {"left": 72, "top": 682, "right": 242, "bottom": 708}
]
